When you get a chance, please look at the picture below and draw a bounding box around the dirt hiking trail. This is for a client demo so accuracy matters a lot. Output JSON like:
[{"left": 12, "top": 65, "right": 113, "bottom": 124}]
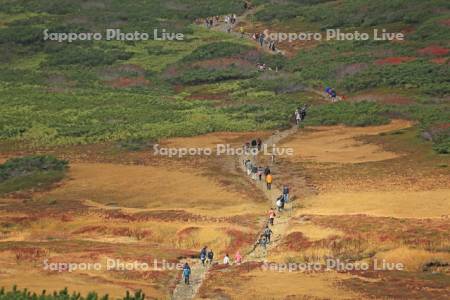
[
  {"left": 171, "top": 259, "right": 208, "bottom": 300},
  {"left": 170, "top": 125, "right": 301, "bottom": 299},
  {"left": 242, "top": 126, "right": 299, "bottom": 260}
]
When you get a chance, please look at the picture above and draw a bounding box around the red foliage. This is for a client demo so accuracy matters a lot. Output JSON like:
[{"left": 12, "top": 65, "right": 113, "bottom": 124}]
[
  {"left": 374, "top": 57, "right": 416, "bottom": 65},
  {"left": 106, "top": 76, "right": 150, "bottom": 88},
  {"left": 418, "top": 45, "right": 449, "bottom": 56},
  {"left": 439, "top": 19, "right": 450, "bottom": 26},
  {"left": 430, "top": 57, "right": 448, "bottom": 64},
  {"left": 282, "top": 232, "right": 312, "bottom": 251}
]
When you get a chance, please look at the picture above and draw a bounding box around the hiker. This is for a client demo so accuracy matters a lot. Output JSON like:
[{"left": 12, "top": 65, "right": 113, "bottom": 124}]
[
  {"left": 295, "top": 109, "right": 301, "bottom": 125},
  {"left": 235, "top": 251, "right": 242, "bottom": 264},
  {"left": 271, "top": 41, "right": 277, "bottom": 52},
  {"left": 282, "top": 185, "right": 290, "bottom": 203},
  {"left": 209, "top": 18, "right": 214, "bottom": 27},
  {"left": 276, "top": 194, "right": 284, "bottom": 211},
  {"left": 259, "top": 32, "right": 265, "bottom": 47},
  {"left": 330, "top": 90, "right": 337, "bottom": 102},
  {"left": 263, "top": 225, "right": 273, "bottom": 242},
  {"left": 258, "top": 166, "right": 264, "bottom": 181},
  {"left": 252, "top": 165, "right": 258, "bottom": 180},
  {"left": 225, "top": 15, "right": 230, "bottom": 24},
  {"left": 207, "top": 249, "right": 214, "bottom": 264},
  {"left": 200, "top": 246, "right": 208, "bottom": 266},
  {"left": 223, "top": 253, "right": 230, "bottom": 265},
  {"left": 239, "top": 26, "right": 245, "bottom": 38},
  {"left": 300, "top": 105, "right": 307, "bottom": 121},
  {"left": 266, "top": 173, "right": 273, "bottom": 190},
  {"left": 275, "top": 195, "right": 284, "bottom": 212},
  {"left": 259, "top": 234, "right": 268, "bottom": 249},
  {"left": 246, "top": 160, "right": 252, "bottom": 176},
  {"left": 233, "top": 14, "right": 237, "bottom": 24},
  {"left": 268, "top": 208, "right": 276, "bottom": 225},
  {"left": 257, "top": 138, "right": 262, "bottom": 151},
  {"left": 183, "top": 263, "right": 191, "bottom": 285}
]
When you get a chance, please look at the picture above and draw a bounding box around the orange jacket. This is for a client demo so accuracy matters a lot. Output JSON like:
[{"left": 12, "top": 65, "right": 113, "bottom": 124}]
[{"left": 266, "top": 174, "right": 273, "bottom": 183}]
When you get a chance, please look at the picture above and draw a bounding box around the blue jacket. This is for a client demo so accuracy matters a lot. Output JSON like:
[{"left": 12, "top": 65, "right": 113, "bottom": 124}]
[{"left": 183, "top": 267, "right": 191, "bottom": 277}]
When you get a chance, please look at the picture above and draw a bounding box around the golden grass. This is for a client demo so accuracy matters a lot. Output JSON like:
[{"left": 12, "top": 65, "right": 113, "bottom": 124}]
[
  {"left": 208, "top": 269, "right": 362, "bottom": 300},
  {"left": 37, "top": 163, "right": 267, "bottom": 216},
  {"left": 280, "top": 119, "right": 413, "bottom": 164},
  {"left": 375, "top": 247, "right": 450, "bottom": 272},
  {"left": 300, "top": 189, "right": 450, "bottom": 218}
]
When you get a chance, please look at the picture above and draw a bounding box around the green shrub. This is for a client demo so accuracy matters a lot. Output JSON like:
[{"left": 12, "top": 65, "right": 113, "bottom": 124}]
[
  {"left": 0, "top": 26, "right": 43, "bottom": 45},
  {"left": 432, "top": 133, "right": 450, "bottom": 154},
  {"left": 0, "top": 155, "right": 68, "bottom": 182},
  {"left": 0, "top": 285, "right": 145, "bottom": 300},
  {"left": 0, "top": 155, "right": 68, "bottom": 195},
  {"left": 305, "top": 101, "right": 390, "bottom": 127},
  {"left": 46, "top": 46, "right": 132, "bottom": 66},
  {"left": 182, "top": 42, "right": 254, "bottom": 62},
  {"left": 173, "top": 66, "right": 257, "bottom": 84}
]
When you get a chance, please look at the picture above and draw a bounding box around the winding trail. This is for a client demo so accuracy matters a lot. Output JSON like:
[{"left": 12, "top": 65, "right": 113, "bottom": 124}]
[
  {"left": 208, "top": 8, "right": 343, "bottom": 101},
  {"left": 171, "top": 7, "right": 322, "bottom": 299},
  {"left": 170, "top": 125, "right": 300, "bottom": 299}
]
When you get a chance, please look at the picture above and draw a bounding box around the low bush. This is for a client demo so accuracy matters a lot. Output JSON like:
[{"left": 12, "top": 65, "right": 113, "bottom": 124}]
[
  {"left": 305, "top": 101, "right": 390, "bottom": 127},
  {"left": 0, "top": 286, "right": 145, "bottom": 300},
  {"left": 182, "top": 41, "right": 254, "bottom": 62},
  {"left": 0, "top": 155, "right": 68, "bottom": 195},
  {"left": 173, "top": 66, "right": 256, "bottom": 84},
  {"left": 46, "top": 46, "right": 132, "bottom": 67}
]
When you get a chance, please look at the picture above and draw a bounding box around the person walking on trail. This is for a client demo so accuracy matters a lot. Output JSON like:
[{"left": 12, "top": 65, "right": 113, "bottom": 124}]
[
  {"left": 252, "top": 165, "right": 258, "bottom": 180},
  {"left": 257, "top": 138, "right": 262, "bottom": 151},
  {"left": 263, "top": 225, "right": 273, "bottom": 242},
  {"left": 283, "top": 185, "right": 290, "bottom": 203},
  {"left": 266, "top": 173, "right": 273, "bottom": 190},
  {"left": 264, "top": 166, "right": 271, "bottom": 177},
  {"left": 235, "top": 251, "right": 242, "bottom": 264},
  {"left": 276, "top": 195, "right": 284, "bottom": 212},
  {"left": 259, "top": 32, "right": 265, "bottom": 47},
  {"left": 258, "top": 166, "right": 264, "bottom": 181},
  {"left": 183, "top": 263, "right": 191, "bottom": 285},
  {"left": 295, "top": 109, "right": 301, "bottom": 125},
  {"left": 246, "top": 161, "right": 253, "bottom": 176},
  {"left": 200, "top": 246, "right": 207, "bottom": 266},
  {"left": 300, "top": 104, "right": 307, "bottom": 121},
  {"left": 259, "top": 234, "right": 268, "bottom": 249},
  {"left": 207, "top": 249, "right": 214, "bottom": 265},
  {"left": 223, "top": 253, "right": 230, "bottom": 265},
  {"left": 268, "top": 208, "right": 276, "bottom": 226}
]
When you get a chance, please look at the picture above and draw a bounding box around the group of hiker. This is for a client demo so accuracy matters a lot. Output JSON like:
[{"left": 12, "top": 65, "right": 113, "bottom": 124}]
[
  {"left": 325, "top": 87, "right": 340, "bottom": 102},
  {"left": 244, "top": 159, "right": 273, "bottom": 190},
  {"left": 294, "top": 105, "right": 308, "bottom": 125},
  {"left": 182, "top": 247, "right": 244, "bottom": 285},
  {"left": 244, "top": 138, "right": 263, "bottom": 151},
  {"left": 252, "top": 31, "right": 277, "bottom": 52}
]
